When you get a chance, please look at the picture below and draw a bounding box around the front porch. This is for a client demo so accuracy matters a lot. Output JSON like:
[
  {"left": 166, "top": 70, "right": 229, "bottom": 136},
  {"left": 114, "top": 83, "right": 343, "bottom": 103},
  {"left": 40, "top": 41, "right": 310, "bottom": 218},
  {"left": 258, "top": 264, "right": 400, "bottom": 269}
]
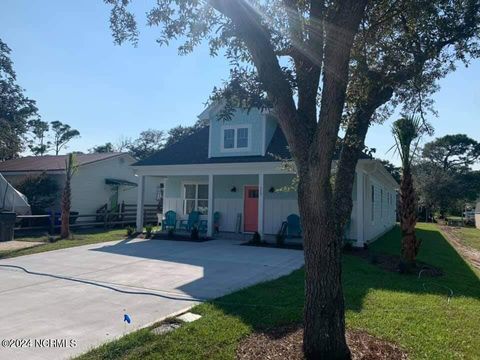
[
  {"left": 136, "top": 173, "right": 298, "bottom": 238},
  {"left": 132, "top": 160, "right": 397, "bottom": 247},
  {"left": 134, "top": 163, "right": 299, "bottom": 239}
]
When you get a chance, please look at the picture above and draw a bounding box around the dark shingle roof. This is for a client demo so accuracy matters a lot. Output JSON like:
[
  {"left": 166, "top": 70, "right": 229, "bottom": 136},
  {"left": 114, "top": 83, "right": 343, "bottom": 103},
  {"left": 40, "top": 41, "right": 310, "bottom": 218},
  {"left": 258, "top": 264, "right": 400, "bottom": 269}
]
[
  {"left": 134, "top": 126, "right": 291, "bottom": 166},
  {"left": 133, "top": 125, "right": 369, "bottom": 167},
  {"left": 0, "top": 153, "right": 127, "bottom": 172}
]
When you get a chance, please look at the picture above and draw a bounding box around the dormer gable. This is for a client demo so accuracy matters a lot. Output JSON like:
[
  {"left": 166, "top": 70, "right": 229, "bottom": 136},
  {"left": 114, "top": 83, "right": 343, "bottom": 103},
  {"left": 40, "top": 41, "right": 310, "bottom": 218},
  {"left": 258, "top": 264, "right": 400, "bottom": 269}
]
[{"left": 199, "top": 105, "right": 278, "bottom": 158}]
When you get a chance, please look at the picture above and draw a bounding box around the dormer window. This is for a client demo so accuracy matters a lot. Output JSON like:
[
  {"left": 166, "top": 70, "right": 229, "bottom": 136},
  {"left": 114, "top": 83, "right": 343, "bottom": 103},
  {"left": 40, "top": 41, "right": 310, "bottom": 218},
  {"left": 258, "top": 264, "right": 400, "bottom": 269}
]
[
  {"left": 221, "top": 125, "right": 251, "bottom": 151},
  {"left": 237, "top": 127, "right": 249, "bottom": 148},
  {"left": 224, "top": 129, "right": 235, "bottom": 149}
]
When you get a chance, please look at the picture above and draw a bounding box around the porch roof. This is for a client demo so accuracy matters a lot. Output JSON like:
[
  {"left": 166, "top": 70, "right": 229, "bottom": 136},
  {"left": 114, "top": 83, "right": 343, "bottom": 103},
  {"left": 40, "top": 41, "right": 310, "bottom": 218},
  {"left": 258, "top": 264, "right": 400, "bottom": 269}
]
[{"left": 134, "top": 126, "right": 291, "bottom": 166}]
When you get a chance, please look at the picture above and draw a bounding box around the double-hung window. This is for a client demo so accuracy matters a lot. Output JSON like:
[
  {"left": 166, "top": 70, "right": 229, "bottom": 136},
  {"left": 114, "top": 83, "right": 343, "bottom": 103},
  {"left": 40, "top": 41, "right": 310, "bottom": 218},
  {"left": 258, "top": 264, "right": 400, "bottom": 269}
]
[
  {"left": 221, "top": 126, "right": 250, "bottom": 151},
  {"left": 237, "top": 127, "right": 249, "bottom": 148},
  {"left": 223, "top": 129, "right": 235, "bottom": 149},
  {"left": 183, "top": 184, "right": 209, "bottom": 215}
]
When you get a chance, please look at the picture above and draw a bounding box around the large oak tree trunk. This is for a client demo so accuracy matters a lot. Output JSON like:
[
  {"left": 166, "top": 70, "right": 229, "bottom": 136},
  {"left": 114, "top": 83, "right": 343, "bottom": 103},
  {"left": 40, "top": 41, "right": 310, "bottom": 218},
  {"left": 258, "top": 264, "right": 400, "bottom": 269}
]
[{"left": 299, "top": 170, "right": 350, "bottom": 360}]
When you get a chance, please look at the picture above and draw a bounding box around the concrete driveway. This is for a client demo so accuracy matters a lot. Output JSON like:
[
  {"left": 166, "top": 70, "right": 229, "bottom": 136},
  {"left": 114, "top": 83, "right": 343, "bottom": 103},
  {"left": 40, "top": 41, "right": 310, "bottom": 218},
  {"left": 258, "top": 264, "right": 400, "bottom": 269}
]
[{"left": 0, "top": 237, "right": 304, "bottom": 359}]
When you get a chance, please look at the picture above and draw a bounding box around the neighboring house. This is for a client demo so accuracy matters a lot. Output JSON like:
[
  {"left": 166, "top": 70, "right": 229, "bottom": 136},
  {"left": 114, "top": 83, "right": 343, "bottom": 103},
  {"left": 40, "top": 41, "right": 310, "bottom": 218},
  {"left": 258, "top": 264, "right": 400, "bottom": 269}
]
[
  {"left": 133, "top": 106, "right": 398, "bottom": 247},
  {"left": 0, "top": 153, "right": 144, "bottom": 216}
]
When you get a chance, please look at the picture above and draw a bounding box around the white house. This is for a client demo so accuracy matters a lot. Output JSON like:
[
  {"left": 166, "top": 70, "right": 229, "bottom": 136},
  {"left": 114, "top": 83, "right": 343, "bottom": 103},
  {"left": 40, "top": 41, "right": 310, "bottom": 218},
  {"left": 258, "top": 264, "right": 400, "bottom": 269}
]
[
  {"left": 0, "top": 153, "right": 147, "bottom": 216},
  {"left": 133, "top": 107, "right": 398, "bottom": 247}
]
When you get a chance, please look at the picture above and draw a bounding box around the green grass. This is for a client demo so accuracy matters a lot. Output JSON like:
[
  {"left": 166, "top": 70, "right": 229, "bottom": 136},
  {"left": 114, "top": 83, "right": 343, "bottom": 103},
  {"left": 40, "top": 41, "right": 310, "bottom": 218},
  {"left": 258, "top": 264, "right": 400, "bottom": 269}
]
[
  {"left": 0, "top": 228, "right": 127, "bottom": 260},
  {"left": 77, "top": 223, "right": 480, "bottom": 360},
  {"left": 450, "top": 226, "right": 480, "bottom": 251}
]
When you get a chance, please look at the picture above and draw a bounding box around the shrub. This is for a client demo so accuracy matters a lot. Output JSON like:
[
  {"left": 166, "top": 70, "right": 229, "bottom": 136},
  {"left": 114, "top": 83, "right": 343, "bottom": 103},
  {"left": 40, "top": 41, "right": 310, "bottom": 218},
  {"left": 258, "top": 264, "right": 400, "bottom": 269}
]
[
  {"left": 145, "top": 224, "right": 154, "bottom": 238},
  {"left": 190, "top": 226, "right": 199, "bottom": 240},
  {"left": 126, "top": 226, "right": 135, "bottom": 237},
  {"left": 251, "top": 231, "right": 261, "bottom": 245},
  {"left": 16, "top": 172, "right": 60, "bottom": 214}
]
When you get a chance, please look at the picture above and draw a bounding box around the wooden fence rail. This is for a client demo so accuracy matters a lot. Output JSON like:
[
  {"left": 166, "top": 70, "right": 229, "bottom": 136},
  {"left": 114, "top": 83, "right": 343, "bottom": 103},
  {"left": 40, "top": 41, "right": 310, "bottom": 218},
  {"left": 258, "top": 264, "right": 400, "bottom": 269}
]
[{"left": 14, "top": 202, "right": 158, "bottom": 234}]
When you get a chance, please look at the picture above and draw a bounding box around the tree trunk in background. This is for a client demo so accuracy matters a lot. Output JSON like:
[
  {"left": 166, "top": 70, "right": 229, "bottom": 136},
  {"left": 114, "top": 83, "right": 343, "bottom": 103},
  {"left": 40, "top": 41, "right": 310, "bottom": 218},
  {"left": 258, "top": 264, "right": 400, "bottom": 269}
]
[
  {"left": 400, "top": 167, "right": 420, "bottom": 263},
  {"left": 60, "top": 154, "right": 76, "bottom": 239},
  {"left": 60, "top": 176, "right": 71, "bottom": 239},
  {"left": 299, "top": 172, "right": 350, "bottom": 360}
]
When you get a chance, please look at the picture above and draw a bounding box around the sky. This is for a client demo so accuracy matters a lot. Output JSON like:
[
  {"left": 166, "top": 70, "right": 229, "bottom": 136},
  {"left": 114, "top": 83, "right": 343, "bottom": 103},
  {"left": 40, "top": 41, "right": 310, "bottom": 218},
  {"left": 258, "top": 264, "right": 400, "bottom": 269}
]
[{"left": 1, "top": 0, "right": 479, "bottom": 166}]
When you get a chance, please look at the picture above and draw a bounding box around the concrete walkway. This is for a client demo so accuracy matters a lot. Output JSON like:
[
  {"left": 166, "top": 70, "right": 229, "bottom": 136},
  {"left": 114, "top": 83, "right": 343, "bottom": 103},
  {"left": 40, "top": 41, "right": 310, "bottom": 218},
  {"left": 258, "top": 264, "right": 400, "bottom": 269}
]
[{"left": 0, "top": 237, "right": 304, "bottom": 359}]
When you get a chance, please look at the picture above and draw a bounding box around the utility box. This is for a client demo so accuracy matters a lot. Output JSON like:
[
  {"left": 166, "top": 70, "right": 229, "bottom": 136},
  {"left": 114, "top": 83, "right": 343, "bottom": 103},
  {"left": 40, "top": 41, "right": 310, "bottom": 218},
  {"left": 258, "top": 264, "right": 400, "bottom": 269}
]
[{"left": 0, "top": 212, "right": 16, "bottom": 242}]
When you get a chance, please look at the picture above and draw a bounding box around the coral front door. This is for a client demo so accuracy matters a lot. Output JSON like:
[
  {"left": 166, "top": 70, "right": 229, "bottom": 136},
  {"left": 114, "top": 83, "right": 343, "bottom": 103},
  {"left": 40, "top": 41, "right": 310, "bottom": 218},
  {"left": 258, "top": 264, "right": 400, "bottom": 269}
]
[{"left": 244, "top": 186, "right": 259, "bottom": 232}]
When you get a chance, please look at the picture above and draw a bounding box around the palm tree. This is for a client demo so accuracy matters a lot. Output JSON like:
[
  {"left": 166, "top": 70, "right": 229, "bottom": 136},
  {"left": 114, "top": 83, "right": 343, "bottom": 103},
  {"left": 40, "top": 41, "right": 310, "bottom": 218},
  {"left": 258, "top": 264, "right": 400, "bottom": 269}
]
[
  {"left": 60, "top": 153, "right": 77, "bottom": 239},
  {"left": 392, "top": 116, "right": 422, "bottom": 265}
]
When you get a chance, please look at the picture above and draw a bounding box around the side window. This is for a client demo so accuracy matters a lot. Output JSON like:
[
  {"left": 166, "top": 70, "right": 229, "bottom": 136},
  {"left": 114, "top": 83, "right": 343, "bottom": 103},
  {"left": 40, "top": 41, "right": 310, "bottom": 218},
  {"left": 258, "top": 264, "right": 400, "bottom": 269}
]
[
  {"left": 237, "top": 127, "right": 249, "bottom": 148},
  {"left": 380, "top": 189, "right": 383, "bottom": 218},
  {"left": 223, "top": 129, "right": 235, "bottom": 149}
]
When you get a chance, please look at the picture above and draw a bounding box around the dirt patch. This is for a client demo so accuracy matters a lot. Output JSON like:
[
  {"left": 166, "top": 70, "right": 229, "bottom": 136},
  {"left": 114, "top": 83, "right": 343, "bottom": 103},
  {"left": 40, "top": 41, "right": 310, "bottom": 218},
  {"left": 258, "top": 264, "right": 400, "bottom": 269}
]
[
  {"left": 237, "top": 325, "right": 408, "bottom": 360},
  {"left": 345, "top": 248, "right": 443, "bottom": 277},
  {"left": 439, "top": 226, "right": 480, "bottom": 270},
  {"left": 0, "top": 240, "right": 43, "bottom": 251}
]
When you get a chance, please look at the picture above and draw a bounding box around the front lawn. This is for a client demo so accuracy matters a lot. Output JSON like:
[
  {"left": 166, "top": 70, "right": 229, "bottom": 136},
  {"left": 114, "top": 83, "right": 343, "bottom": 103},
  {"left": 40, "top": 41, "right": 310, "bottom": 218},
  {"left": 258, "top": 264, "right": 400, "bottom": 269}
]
[
  {"left": 77, "top": 223, "right": 480, "bottom": 360},
  {"left": 0, "top": 228, "right": 127, "bottom": 260},
  {"left": 449, "top": 226, "right": 480, "bottom": 251}
]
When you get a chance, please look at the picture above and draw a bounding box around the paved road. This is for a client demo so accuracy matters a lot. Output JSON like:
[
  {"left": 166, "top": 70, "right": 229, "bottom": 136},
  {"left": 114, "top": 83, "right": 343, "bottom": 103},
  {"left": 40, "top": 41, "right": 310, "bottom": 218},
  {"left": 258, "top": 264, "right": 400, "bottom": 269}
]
[{"left": 0, "top": 237, "right": 304, "bottom": 359}]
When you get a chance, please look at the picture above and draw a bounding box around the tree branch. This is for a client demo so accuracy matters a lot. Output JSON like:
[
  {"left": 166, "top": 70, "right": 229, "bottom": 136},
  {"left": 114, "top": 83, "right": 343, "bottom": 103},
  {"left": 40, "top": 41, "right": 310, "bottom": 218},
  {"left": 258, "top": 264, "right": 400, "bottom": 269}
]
[
  {"left": 333, "top": 83, "right": 394, "bottom": 228},
  {"left": 311, "top": 0, "right": 368, "bottom": 182}
]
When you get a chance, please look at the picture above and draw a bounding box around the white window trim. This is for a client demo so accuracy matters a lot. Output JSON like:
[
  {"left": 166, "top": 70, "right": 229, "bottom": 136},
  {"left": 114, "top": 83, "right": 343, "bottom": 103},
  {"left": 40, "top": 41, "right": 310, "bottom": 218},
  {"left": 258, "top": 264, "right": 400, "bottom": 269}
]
[
  {"left": 220, "top": 124, "right": 252, "bottom": 152},
  {"left": 181, "top": 181, "right": 209, "bottom": 215}
]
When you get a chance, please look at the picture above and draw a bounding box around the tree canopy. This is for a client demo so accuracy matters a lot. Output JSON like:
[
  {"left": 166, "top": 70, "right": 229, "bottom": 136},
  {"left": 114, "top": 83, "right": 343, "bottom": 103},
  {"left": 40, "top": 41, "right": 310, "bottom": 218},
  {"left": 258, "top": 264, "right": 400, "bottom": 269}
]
[
  {"left": 127, "top": 129, "right": 166, "bottom": 159},
  {"left": 415, "top": 134, "right": 480, "bottom": 216},
  {"left": 51, "top": 121, "right": 81, "bottom": 156},
  {"left": 164, "top": 117, "right": 208, "bottom": 147},
  {"left": 422, "top": 134, "right": 480, "bottom": 171},
  {"left": 89, "top": 142, "right": 116, "bottom": 153},
  {"left": 28, "top": 119, "right": 51, "bottom": 155},
  {"left": 0, "top": 38, "right": 39, "bottom": 161}
]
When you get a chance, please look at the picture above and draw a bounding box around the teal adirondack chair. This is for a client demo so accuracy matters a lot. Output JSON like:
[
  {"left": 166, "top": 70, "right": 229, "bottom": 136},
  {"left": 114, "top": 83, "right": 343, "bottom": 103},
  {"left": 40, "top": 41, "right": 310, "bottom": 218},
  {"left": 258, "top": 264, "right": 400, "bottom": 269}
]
[
  {"left": 162, "top": 211, "right": 177, "bottom": 231},
  {"left": 197, "top": 212, "right": 220, "bottom": 234},
  {"left": 179, "top": 211, "right": 200, "bottom": 231},
  {"left": 281, "top": 214, "right": 302, "bottom": 238}
]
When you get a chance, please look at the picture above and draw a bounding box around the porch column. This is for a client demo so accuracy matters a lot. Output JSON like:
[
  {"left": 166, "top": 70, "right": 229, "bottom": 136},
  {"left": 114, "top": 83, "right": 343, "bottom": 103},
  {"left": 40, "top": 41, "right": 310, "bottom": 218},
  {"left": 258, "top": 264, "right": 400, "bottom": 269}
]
[
  {"left": 258, "top": 173, "right": 264, "bottom": 237},
  {"left": 136, "top": 175, "right": 145, "bottom": 232},
  {"left": 356, "top": 170, "right": 365, "bottom": 246},
  {"left": 207, "top": 174, "right": 214, "bottom": 237}
]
